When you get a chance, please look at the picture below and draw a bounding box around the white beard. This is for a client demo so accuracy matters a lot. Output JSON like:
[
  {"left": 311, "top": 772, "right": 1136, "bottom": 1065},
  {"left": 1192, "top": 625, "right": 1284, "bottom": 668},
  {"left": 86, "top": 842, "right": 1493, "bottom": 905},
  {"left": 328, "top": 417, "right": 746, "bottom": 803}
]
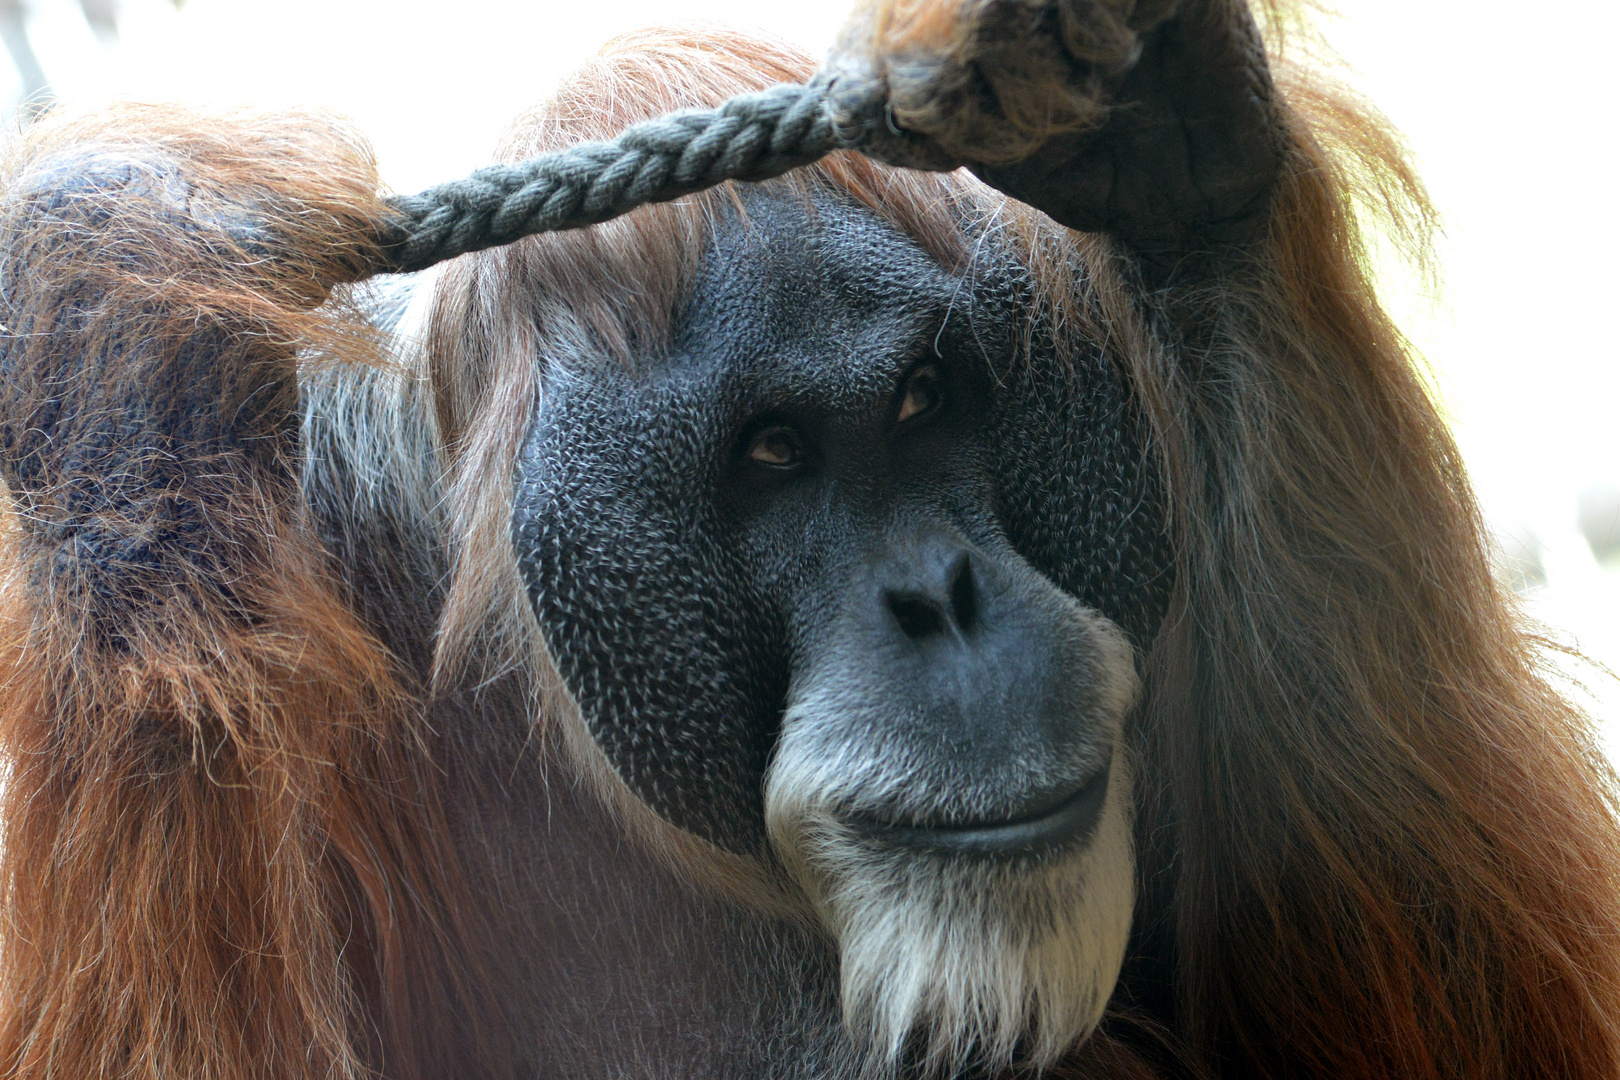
[{"left": 765, "top": 660, "right": 1138, "bottom": 1077}]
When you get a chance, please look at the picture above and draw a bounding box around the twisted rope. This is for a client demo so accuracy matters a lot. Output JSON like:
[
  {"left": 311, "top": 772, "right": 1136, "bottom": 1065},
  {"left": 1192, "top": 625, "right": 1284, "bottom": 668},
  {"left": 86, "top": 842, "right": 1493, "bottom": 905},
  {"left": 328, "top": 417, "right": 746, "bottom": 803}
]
[{"left": 376, "top": 81, "right": 846, "bottom": 276}]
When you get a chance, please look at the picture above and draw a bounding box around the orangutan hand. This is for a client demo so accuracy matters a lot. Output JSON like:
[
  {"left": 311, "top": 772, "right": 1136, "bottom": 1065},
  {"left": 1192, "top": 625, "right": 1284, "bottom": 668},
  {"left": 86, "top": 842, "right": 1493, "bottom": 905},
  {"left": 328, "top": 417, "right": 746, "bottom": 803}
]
[{"left": 819, "top": 0, "right": 1281, "bottom": 257}]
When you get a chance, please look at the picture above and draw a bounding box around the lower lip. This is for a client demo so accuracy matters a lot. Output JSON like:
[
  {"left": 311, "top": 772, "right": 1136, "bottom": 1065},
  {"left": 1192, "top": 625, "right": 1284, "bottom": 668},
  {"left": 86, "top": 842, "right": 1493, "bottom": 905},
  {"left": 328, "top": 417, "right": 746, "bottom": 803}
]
[{"left": 851, "top": 764, "right": 1113, "bottom": 856}]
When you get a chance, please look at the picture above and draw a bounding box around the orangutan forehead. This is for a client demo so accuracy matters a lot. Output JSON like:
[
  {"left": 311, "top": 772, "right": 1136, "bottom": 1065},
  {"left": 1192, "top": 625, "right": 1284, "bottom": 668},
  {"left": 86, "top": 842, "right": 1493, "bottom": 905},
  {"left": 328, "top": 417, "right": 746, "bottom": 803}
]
[{"left": 472, "top": 172, "right": 978, "bottom": 376}]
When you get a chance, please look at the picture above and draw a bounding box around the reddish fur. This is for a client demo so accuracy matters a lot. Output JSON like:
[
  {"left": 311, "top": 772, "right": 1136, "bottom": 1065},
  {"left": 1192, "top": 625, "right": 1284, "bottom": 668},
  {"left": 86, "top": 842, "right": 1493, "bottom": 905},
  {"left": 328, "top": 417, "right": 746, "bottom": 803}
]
[
  {"left": 865, "top": 0, "right": 967, "bottom": 53},
  {"left": 1125, "top": 67, "right": 1620, "bottom": 1078},
  {"left": 0, "top": 107, "right": 498, "bottom": 1080},
  {"left": 0, "top": 20, "right": 1616, "bottom": 1080}
]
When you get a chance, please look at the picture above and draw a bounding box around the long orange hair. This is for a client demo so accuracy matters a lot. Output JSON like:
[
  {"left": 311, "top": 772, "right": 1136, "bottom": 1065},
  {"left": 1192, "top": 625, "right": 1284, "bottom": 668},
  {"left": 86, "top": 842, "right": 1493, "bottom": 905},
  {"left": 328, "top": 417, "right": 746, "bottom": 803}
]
[{"left": 0, "top": 22, "right": 1614, "bottom": 1080}]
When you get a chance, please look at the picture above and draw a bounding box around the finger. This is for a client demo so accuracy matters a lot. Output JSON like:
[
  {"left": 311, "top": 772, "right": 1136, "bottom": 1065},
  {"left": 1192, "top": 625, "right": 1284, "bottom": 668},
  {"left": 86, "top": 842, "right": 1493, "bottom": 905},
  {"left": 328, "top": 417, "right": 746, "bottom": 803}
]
[{"left": 821, "top": 0, "right": 1167, "bottom": 168}]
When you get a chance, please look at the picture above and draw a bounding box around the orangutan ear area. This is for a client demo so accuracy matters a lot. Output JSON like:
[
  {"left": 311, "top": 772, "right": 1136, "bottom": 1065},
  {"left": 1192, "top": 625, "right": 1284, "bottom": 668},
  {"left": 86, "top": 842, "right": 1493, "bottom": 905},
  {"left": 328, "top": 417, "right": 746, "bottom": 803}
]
[{"left": 0, "top": 2, "right": 1616, "bottom": 1079}]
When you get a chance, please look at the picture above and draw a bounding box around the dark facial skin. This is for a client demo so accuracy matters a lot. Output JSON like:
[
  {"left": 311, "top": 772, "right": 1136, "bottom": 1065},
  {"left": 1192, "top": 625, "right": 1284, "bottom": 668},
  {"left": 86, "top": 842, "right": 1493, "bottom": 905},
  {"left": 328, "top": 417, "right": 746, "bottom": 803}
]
[{"left": 512, "top": 184, "right": 1171, "bottom": 855}]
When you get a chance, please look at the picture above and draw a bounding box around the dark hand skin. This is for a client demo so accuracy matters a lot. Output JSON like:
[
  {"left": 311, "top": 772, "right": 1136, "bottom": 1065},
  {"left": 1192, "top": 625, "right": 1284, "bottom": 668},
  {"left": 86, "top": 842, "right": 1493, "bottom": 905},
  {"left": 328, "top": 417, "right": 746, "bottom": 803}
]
[{"left": 821, "top": 0, "right": 1281, "bottom": 267}]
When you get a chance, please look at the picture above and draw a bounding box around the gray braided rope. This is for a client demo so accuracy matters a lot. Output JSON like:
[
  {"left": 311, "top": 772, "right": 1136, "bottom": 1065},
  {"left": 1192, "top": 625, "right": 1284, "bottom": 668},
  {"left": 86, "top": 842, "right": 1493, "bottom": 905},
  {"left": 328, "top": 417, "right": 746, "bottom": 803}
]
[{"left": 376, "top": 82, "right": 848, "bottom": 276}]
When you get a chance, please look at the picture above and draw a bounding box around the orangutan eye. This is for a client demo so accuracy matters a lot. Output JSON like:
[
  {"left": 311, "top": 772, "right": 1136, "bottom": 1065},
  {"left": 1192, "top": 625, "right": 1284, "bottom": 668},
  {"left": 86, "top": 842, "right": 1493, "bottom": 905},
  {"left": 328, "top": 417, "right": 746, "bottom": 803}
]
[
  {"left": 897, "top": 365, "right": 943, "bottom": 425},
  {"left": 746, "top": 425, "right": 804, "bottom": 469}
]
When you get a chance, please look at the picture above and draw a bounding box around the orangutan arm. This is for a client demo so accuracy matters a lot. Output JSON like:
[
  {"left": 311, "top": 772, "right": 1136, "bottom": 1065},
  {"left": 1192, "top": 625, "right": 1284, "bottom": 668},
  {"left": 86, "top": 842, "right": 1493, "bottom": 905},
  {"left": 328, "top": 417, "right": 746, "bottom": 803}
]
[{"left": 0, "top": 108, "right": 477, "bottom": 1080}]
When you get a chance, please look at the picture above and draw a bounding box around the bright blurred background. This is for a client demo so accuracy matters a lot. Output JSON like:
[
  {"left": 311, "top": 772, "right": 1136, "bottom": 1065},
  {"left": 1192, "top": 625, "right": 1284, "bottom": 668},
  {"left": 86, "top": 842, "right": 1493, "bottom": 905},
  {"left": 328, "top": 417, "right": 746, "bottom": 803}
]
[{"left": 6, "top": 0, "right": 1617, "bottom": 747}]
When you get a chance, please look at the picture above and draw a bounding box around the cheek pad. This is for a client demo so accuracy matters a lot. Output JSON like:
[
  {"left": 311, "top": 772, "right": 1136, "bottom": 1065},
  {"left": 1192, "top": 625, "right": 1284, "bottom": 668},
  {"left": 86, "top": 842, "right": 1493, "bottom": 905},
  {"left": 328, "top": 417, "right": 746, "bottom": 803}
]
[
  {"left": 987, "top": 341, "right": 1175, "bottom": 649},
  {"left": 511, "top": 388, "right": 786, "bottom": 855}
]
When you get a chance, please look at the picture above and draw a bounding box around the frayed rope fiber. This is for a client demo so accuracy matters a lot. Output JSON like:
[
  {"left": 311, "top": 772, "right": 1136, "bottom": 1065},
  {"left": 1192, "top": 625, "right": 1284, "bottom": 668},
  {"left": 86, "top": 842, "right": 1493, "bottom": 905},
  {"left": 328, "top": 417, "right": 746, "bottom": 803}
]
[{"left": 376, "top": 81, "right": 844, "bottom": 276}]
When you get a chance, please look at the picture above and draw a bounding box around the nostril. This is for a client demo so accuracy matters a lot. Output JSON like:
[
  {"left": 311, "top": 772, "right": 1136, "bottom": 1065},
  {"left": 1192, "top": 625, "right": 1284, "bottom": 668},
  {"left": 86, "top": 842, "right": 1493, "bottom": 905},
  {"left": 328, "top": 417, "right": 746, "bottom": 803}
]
[
  {"left": 948, "top": 553, "right": 977, "bottom": 633},
  {"left": 887, "top": 591, "right": 946, "bottom": 641}
]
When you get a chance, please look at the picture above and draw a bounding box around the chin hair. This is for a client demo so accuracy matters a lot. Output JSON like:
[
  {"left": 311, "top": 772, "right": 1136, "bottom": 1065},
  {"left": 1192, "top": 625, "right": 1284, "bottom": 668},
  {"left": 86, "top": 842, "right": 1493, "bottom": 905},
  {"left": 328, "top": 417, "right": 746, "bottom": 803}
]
[{"left": 765, "top": 725, "right": 1136, "bottom": 1078}]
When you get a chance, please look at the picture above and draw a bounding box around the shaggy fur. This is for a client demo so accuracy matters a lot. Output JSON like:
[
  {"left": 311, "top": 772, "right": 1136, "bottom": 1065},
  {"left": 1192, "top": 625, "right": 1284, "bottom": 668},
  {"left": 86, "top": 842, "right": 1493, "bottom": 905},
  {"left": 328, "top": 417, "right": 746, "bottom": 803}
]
[
  {"left": 0, "top": 107, "right": 500, "bottom": 1080},
  {"left": 0, "top": 12, "right": 1617, "bottom": 1080}
]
